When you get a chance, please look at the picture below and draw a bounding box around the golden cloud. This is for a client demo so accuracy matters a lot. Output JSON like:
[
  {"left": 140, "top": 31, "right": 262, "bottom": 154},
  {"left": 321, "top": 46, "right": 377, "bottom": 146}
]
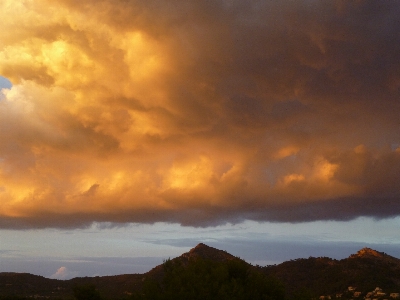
[{"left": 1, "top": 0, "right": 400, "bottom": 228}]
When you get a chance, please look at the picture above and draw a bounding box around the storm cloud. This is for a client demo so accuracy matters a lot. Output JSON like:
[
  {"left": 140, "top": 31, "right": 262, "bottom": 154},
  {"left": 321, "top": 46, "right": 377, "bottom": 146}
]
[{"left": 1, "top": 0, "right": 400, "bottom": 228}]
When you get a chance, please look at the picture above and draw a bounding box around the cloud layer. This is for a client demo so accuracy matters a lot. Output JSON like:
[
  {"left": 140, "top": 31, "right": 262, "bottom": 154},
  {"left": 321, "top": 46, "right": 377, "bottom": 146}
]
[{"left": 1, "top": 0, "right": 400, "bottom": 228}]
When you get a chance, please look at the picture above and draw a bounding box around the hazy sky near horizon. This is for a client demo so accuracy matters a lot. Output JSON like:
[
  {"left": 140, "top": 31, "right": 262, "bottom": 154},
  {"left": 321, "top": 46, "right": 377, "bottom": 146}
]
[
  {"left": 1, "top": 0, "right": 400, "bottom": 279},
  {"left": 2, "top": 218, "right": 400, "bottom": 279}
]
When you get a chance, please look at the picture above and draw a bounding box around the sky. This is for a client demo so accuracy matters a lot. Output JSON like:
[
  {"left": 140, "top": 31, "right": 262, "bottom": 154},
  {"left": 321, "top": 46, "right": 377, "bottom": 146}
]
[{"left": 1, "top": 0, "right": 400, "bottom": 279}]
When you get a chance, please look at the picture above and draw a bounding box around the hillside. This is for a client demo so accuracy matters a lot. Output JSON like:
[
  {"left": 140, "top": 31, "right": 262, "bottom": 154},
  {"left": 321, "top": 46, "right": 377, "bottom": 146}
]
[
  {"left": 0, "top": 272, "right": 144, "bottom": 299},
  {"left": 262, "top": 248, "right": 400, "bottom": 297},
  {"left": 143, "top": 243, "right": 238, "bottom": 282},
  {"left": 0, "top": 273, "right": 64, "bottom": 297},
  {"left": 1, "top": 246, "right": 400, "bottom": 299}
]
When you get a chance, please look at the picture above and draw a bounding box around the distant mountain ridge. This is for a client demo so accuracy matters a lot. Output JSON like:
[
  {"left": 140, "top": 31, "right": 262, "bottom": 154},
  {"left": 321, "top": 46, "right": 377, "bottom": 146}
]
[{"left": 1, "top": 244, "right": 400, "bottom": 299}]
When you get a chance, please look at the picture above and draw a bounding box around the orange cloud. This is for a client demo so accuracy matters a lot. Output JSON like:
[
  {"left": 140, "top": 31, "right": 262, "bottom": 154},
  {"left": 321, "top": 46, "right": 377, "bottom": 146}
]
[
  {"left": 1, "top": 0, "right": 400, "bottom": 228},
  {"left": 274, "top": 146, "right": 301, "bottom": 160}
]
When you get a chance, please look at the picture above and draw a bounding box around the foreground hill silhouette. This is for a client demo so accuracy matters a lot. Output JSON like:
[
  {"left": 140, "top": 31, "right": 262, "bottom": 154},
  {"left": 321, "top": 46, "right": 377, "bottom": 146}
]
[
  {"left": 131, "top": 244, "right": 284, "bottom": 300},
  {"left": 145, "top": 243, "right": 237, "bottom": 279},
  {"left": 1, "top": 245, "right": 400, "bottom": 299}
]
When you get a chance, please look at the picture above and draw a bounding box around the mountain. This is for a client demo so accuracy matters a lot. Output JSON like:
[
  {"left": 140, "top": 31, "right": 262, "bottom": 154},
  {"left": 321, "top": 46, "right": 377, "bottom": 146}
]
[
  {"left": 0, "top": 273, "right": 65, "bottom": 297},
  {"left": 0, "top": 243, "right": 241, "bottom": 299},
  {"left": 353, "top": 247, "right": 386, "bottom": 258},
  {"left": 1, "top": 245, "right": 400, "bottom": 299},
  {"left": 351, "top": 247, "right": 400, "bottom": 263},
  {"left": 143, "top": 242, "right": 239, "bottom": 282},
  {"left": 261, "top": 247, "right": 400, "bottom": 297},
  {"left": 180, "top": 242, "right": 237, "bottom": 262},
  {"left": 0, "top": 272, "right": 144, "bottom": 299}
]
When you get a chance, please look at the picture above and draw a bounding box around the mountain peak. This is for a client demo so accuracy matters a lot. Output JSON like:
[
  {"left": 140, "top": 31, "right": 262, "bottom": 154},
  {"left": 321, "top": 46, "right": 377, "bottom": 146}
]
[
  {"left": 354, "top": 248, "right": 385, "bottom": 258},
  {"left": 146, "top": 243, "right": 238, "bottom": 278},
  {"left": 182, "top": 243, "right": 237, "bottom": 262},
  {"left": 349, "top": 248, "right": 400, "bottom": 261},
  {"left": 192, "top": 243, "right": 210, "bottom": 250}
]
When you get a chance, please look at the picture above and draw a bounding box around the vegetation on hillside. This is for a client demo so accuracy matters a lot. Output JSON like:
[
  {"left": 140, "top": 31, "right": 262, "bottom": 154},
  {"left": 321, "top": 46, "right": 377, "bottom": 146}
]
[
  {"left": 73, "top": 284, "right": 102, "bottom": 300},
  {"left": 262, "top": 249, "right": 400, "bottom": 299},
  {"left": 130, "top": 257, "right": 285, "bottom": 300}
]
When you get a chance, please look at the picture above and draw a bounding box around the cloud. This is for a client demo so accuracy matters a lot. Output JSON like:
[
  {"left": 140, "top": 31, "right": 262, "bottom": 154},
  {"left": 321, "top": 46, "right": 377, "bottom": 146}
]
[
  {"left": 50, "top": 266, "right": 79, "bottom": 280},
  {"left": 0, "top": 0, "right": 400, "bottom": 228}
]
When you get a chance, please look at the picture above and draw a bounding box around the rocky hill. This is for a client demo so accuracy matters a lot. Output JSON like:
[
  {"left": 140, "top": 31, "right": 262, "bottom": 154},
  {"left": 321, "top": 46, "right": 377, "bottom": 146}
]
[
  {"left": 143, "top": 242, "right": 239, "bottom": 282},
  {"left": 262, "top": 247, "right": 400, "bottom": 297},
  {"left": 180, "top": 242, "right": 237, "bottom": 262},
  {"left": 1, "top": 245, "right": 400, "bottom": 299}
]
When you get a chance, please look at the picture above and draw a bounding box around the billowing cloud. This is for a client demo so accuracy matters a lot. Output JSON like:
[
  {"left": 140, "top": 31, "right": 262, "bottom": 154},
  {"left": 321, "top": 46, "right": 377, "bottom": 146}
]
[
  {"left": 1, "top": 0, "right": 400, "bottom": 228},
  {"left": 50, "top": 266, "right": 79, "bottom": 280}
]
